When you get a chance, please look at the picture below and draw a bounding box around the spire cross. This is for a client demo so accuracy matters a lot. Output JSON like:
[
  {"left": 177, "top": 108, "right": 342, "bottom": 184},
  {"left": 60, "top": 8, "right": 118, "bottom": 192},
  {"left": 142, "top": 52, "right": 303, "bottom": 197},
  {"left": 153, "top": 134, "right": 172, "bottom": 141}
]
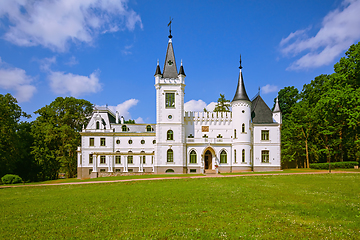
[
  {"left": 167, "top": 17, "right": 173, "bottom": 38},
  {"left": 239, "top": 54, "right": 243, "bottom": 69}
]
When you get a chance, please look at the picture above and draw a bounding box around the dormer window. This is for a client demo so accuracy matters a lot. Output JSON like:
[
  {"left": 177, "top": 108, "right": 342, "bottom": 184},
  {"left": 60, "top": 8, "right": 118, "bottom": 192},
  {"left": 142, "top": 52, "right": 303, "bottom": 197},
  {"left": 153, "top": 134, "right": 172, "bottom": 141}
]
[
  {"left": 96, "top": 121, "right": 100, "bottom": 129},
  {"left": 122, "top": 125, "right": 127, "bottom": 132},
  {"left": 146, "top": 125, "right": 152, "bottom": 132}
]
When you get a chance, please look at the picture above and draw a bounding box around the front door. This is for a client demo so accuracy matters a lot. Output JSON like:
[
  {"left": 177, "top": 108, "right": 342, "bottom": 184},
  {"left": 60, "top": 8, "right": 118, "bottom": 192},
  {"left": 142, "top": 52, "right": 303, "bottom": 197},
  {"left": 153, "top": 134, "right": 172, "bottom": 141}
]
[{"left": 204, "top": 150, "right": 212, "bottom": 169}]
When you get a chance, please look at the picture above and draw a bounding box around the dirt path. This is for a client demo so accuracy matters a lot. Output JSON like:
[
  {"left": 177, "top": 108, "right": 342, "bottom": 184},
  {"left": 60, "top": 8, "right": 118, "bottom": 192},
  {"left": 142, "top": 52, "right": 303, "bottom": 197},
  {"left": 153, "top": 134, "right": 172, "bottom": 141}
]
[{"left": 0, "top": 171, "right": 357, "bottom": 189}]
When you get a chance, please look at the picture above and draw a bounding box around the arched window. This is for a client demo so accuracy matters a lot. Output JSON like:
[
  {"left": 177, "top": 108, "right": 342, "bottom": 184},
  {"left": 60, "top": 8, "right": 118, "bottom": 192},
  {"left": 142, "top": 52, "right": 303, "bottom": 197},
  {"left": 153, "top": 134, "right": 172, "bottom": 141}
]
[
  {"left": 141, "top": 151, "right": 146, "bottom": 164},
  {"left": 234, "top": 149, "right": 237, "bottom": 163},
  {"left": 146, "top": 125, "right": 152, "bottom": 132},
  {"left": 167, "top": 149, "right": 173, "bottom": 162},
  {"left": 242, "top": 123, "right": 245, "bottom": 133},
  {"left": 166, "top": 169, "right": 174, "bottom": 173},
  {"left": 128, "top": 151, "right": 133, "bottom": 164},
  {"left": 96, "top": 121, "right": 100, "bottom": 129},
  {"left": 234, "top": 129, "right": 237, "bottom": 138},
  {"left": 167, "top": 130, "right": 173, "bottom": 140},
  {"left": 190, "top": 150, "right": 197, "bottom": 163},
  {"left": 220, "top": 150, "right": 227, "bottom": 163},
  {"left": 122, "top": 125, "right": 127, "bottom": 132},
  {"left": 242, "top": 149, "right": 245, "bottom": 162}
]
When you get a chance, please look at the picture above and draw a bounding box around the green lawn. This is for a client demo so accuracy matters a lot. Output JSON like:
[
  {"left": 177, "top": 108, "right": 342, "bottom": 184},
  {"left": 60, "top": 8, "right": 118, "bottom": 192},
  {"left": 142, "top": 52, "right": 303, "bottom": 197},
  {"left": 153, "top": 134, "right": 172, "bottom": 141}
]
[{"left": 1, "top": 174, "right": 359, "bottom": 239}]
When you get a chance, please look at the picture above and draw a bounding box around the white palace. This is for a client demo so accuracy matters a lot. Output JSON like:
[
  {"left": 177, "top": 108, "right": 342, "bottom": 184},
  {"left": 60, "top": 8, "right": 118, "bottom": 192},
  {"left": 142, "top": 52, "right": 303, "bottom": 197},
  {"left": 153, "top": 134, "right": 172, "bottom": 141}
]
[{"left": 77, "top": 32, "right": 282, "bottom": 179}]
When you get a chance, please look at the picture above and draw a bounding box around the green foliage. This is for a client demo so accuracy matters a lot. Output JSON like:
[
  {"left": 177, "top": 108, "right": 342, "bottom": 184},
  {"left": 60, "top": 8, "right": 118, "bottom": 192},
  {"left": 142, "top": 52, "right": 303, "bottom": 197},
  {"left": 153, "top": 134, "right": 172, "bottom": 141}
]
[
  {"left": 280, "top": 42, "right": 360, "bottom": 168},
  {"left": 0, "top": 94, "right": 34, "bottom": 180},
  {"left": 1, "top": 174, "right": 23, "bottom": 184},
  {"left": 124, "top": 119, "right": 135, "bottom": 124},
  {"left": 213, "top": 94, "right": 230, "bottom": 112},
  {"left": 310, "top": 161, "right": 358, "bottom": 169},
  {"left": 31, "top": 97, "right": 93, "bottom": 180},
  {"left": 0, "top": 174, "right": 359, "bottom": 239}
]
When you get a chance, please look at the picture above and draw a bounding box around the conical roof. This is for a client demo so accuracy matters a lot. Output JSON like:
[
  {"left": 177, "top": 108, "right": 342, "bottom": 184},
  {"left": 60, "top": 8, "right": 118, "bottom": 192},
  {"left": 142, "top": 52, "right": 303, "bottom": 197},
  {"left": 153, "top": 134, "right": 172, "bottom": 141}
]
[
  {"left": 154, "top": 61, "right": 162, "bottom": 76},
  {"left": 179, "top": 60, "right": 186, "bottom": 76},
  {"left": 163, "top": 39, "right": 178, "bottom": 78},
  {"left": 273, "top": 97, "right": 281, "bottom": 113},
  {"left": 232, "top": 69, "right": 250, "bottom": 102}
]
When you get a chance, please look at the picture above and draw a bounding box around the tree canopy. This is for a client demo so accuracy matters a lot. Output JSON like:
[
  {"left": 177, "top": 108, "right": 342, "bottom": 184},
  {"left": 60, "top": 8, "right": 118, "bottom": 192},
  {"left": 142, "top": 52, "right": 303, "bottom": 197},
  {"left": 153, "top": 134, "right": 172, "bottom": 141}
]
[{"left": 213, "top": 94, "right": 231, "bottom": 112}]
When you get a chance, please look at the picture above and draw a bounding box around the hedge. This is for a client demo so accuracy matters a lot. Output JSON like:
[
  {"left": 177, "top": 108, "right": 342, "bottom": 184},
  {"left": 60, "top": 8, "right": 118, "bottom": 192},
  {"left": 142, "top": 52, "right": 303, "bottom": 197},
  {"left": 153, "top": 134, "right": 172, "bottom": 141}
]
[
  {"left": 1, "top": 174, "right": 23, "bottom": 184},
  {"left": 310, "top": 161, "right": 359, "bottom": 169}
]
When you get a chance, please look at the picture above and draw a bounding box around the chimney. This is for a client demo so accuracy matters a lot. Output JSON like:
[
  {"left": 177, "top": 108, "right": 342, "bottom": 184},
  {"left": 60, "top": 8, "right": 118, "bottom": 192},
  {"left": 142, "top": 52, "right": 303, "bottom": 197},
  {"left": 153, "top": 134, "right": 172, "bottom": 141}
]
[
  {"left": 120, "top": 116, "right": 125, "bottom": 124},
  {"left": 116, "top": 111, "right": 119, "bottom": 124}
]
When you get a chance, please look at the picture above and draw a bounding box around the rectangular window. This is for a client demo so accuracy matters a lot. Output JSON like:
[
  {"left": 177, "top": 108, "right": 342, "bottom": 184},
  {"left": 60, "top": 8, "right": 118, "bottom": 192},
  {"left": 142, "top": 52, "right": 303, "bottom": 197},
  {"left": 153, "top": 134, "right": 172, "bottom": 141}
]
[
  {"left": 100, "top": 138, "right": 106, "bottom": 146},
  {"left": 115, "top": 169, "right": 121, "bottom": 172},
  {"left": 89, "top": 154, "right": 93, "bottom": 164},
  {"left": 261, "top": 130, "right": 269, "bottom": 141},
  {"left": 141, "top": 156, "right": 146, "bottom": 164},
  {"left": 165, "top": 93, "right": 175, "bottom": 108},
  {"left": 234, "top": 129, "right": 237, "bottom": 139},
  {"left": 151, "top": 156, "right": 154, "bottom": 164},
  {"left": 100, "top": 155, "right": 106, "bottom": 164},
  {"left": 100, "top": 169, "right": 105, "bottom": 172},
  {"left": 89, "top": 138, "right": 94, "bottom": 146},
  {"left": 262, "top": 150, "right": 269, "bottom": 163},
  {"left": 234, "top": 150, "right": 237, "bottom": 163},
  {"left": 115, "top": 156, "right": 121, "bottom": 164},
  {"left": 190, "top": 169, "right": 196, "bottom": 173},
  {"left": 242, "top": 149, "right": 245, "bottom": 163},
  {"left": 128, "top": 156, "right": 133, "bottom": 164},
  {"left": 128, "top": 169, "right": 133, "bottom": 172}
]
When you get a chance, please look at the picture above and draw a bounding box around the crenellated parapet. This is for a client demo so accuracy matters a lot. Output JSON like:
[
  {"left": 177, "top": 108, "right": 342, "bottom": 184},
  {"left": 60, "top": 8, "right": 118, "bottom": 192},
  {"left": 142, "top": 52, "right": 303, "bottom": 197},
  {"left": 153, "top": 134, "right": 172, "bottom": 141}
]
[{"left": 185, "top": 111, "right": 232, "bottom": 123}]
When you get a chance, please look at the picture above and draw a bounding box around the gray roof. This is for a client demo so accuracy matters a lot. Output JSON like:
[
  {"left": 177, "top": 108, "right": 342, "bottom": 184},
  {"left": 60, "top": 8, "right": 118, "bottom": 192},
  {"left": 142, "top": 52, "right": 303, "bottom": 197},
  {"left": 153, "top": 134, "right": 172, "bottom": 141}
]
[
  {"left": 251, "top": 95, "right": 273, "bottom": 124},
  {"left": 232, "top": 69, "right": 250, "bottom": 102},
  {"left": 179, "top": 63, "right": 186, "bottom": 76},
  {"left": 273, "top": 97, "right": 281, "bottom": 113},
  {"left": 162, "top": 40, "right": 178, "bottom": 78},
  {"left": 154, "top": 64, "right": 162, "bottom": 76}
]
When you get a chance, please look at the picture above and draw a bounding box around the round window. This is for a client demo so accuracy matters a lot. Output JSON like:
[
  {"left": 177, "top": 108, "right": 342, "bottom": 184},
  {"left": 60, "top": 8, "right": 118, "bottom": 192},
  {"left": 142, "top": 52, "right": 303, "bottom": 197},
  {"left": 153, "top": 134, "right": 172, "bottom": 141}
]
[
  {"left": 116, "top": 140, "right": 120, "bottom": 144},
  {"left": 168, "top": 115, "right": 172, "bottom": 119},
  {"left": 141, "top": 140, "right": 145, "bottom": 144},
  {"left": 128, "top": 140, "right": 133, "bottom": 144},
  {"left": 153, "top": 140, "right": 156, "bottom": 144},
  {"left": 242, "top": 110, "right": 245, "bottom": 113}
]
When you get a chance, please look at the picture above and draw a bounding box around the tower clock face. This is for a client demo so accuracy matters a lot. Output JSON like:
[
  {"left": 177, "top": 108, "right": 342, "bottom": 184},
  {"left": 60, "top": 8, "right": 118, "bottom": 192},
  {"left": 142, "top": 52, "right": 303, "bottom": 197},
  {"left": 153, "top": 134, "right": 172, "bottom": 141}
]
[{"left": 168, "top": 60, "right": 173, "bottom": 65}]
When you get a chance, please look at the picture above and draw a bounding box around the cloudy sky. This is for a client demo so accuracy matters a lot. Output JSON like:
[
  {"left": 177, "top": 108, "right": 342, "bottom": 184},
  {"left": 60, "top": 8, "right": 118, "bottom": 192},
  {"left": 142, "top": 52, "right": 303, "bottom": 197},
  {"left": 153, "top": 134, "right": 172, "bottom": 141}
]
[{"left": 1, "top": 0, "right": 360, "bottom": 123}]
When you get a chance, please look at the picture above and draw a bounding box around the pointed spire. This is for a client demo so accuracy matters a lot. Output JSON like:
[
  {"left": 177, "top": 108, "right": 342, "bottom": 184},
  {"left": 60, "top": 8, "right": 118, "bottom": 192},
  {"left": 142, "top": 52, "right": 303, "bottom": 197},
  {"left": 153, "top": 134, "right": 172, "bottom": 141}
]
[
  {"left": 163, "top": 34, "right": 178, "bottom": 78},
  {"left": 273, "top": 96, "right": 281, "bottom": 113},
  {"left": 179, "top": 59, "right": 186, "bottom": 76},
  {"left": 232, "top": 55, "right": 250, "bottom": 102},
  {"left": 154, "top": 59, "right": 162, "bottom": 76}
]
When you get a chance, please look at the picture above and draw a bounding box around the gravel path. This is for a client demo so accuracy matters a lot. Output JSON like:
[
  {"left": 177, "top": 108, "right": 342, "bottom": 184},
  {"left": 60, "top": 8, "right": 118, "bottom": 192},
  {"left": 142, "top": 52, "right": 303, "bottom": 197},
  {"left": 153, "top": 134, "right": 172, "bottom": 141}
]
[{"left": 0, "top": 171, "right": 357, "bottom": 189}]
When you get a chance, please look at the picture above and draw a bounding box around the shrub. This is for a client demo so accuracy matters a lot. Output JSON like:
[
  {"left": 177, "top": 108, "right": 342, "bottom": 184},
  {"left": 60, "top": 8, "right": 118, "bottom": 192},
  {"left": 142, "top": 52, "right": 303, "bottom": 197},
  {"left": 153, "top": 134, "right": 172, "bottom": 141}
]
[
  {"left": 1, "top": 174, "right": 23, "bottom": 184},
  {"left": 310, "top": 161, "right": 358, "bottom": 169}
]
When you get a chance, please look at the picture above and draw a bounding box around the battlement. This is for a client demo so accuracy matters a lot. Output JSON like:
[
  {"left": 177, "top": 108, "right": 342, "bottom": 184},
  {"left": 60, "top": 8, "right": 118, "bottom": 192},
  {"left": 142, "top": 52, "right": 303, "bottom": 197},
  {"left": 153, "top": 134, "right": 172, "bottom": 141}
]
[{"left": 184, "top": 111, "right": 232, "bottom": 121}]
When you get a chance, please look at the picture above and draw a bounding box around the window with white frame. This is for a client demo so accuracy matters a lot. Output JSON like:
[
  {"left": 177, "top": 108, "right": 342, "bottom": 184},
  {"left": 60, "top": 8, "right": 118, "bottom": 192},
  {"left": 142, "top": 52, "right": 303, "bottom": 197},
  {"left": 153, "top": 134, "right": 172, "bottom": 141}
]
[{"left": 261, "top": 150, "right": 269, "bottom": 163}]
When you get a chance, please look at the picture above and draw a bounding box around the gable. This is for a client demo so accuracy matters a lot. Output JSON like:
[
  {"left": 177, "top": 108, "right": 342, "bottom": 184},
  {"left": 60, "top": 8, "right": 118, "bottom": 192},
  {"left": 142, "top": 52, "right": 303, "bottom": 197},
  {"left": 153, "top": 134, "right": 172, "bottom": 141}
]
[{"left": 251, "top": 95, "right": 273, "bottom": 124}]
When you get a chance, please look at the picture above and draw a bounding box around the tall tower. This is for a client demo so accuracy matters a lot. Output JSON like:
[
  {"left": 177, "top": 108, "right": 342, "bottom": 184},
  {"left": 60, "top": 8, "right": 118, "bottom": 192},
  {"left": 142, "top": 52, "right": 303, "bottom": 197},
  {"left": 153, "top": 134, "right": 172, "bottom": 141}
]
[
  {"left": 231, "top": 56, "right": 252, "bottom": 167},
  {"left": 154, "top": 31, "right": 186, "bottom": 174}
]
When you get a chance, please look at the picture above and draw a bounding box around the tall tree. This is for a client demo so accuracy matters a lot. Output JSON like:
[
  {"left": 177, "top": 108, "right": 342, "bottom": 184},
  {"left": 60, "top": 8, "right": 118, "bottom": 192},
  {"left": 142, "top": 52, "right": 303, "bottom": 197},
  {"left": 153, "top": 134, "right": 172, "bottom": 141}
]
[
  {"left": 32, "top": 97, "right": 93, "bottom": 180},
  {"left": 273, "top": 86, "right": 300, "bottom": 120},
  {"left": 0, "top": 93, "right": 31, "bottom": 179},
  {"left": 213, "top": 94, "right": 230, "bottom": 112}
]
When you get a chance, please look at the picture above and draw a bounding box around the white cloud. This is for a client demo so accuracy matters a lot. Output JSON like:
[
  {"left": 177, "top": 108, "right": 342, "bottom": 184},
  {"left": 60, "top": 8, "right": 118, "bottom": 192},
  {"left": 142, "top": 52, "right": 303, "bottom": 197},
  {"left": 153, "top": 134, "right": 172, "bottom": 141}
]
[
  {"left": 105, "top": 99, "right": 139, "bottom": 120},
  {"left": 0, "top": 0, "right": 143, "bottom": 52},
  {"left": 184, "top": 99, "right": 217, "bottom": 112},
  {"left": 48, "top": 70, "right": 101, "bottom": 97},
  {"left": 280, "top": 0, "right": 360, "bottom": 70},
  {"left": 0, "top": 64, "right": 36, "bottom": 102},
  {"left": 39, "top": 56, "right": 57, "bottom": 71},
  {"left": 65, "top": 56, "right": 79, "bottom": 66},
  {"left": 261, "top": 84, "right": 278, "bottom": 94}
]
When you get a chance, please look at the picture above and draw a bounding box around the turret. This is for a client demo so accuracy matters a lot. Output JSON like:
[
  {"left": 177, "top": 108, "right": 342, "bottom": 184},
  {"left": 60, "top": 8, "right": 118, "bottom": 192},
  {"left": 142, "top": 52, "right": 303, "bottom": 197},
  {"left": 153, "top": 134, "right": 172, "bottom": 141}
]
[
  {"left": 231, "top": 55, "right": 251, "bottom": 164},
  {"left": 273, "top": 97, "right": 282, "bottom": 124}
]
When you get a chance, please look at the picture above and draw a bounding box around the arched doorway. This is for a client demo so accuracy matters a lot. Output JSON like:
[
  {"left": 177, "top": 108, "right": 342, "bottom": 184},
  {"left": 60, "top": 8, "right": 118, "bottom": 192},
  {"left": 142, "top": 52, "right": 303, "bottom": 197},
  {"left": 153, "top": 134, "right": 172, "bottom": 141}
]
[{"left": 204, "top": 150, "right": 212, "bottom": 169}]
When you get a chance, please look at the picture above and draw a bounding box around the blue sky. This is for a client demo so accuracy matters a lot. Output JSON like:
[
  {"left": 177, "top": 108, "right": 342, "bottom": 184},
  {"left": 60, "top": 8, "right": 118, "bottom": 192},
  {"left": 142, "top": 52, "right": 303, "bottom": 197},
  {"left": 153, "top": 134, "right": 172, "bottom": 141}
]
[{"left": 1, "top": 0, "right": 360, "bottom": 123}]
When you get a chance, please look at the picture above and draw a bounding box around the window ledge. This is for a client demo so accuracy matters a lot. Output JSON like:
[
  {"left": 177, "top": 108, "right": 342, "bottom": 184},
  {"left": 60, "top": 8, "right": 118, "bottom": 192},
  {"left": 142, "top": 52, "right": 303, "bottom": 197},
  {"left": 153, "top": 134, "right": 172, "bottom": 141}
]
[
  {"left": 241, "top": 162, "right": 247, "bottom": 164},
  {"left": 166, "top": 162, "right": 175, "bottom": 164}
]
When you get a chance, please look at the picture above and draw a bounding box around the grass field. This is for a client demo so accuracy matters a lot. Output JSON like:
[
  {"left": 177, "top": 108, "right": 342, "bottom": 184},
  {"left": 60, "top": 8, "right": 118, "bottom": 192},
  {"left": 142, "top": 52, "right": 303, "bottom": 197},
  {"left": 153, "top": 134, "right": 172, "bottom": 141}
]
[{"left": 1, "top": 173, "right": 359, "bottom": 239}]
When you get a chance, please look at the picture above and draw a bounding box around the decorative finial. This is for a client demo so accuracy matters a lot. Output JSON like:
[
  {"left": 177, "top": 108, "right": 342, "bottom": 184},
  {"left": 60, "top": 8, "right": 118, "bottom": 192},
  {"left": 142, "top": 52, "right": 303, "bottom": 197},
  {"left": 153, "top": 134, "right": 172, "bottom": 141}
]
[
  {"left": 239, "top": 54, "right": 243, "bottom": 69},
  {"left": 258, "top": 87, "right": 260, "bottom": 96},
  {"left": 157, "top": 59, "right": 159, "bottom": 65},
  {"left": 167, "top": 17, "right": 173, "bottom": 39},
  {"left": 181, "top": 59, "right": 183, "bottom": 66}
]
